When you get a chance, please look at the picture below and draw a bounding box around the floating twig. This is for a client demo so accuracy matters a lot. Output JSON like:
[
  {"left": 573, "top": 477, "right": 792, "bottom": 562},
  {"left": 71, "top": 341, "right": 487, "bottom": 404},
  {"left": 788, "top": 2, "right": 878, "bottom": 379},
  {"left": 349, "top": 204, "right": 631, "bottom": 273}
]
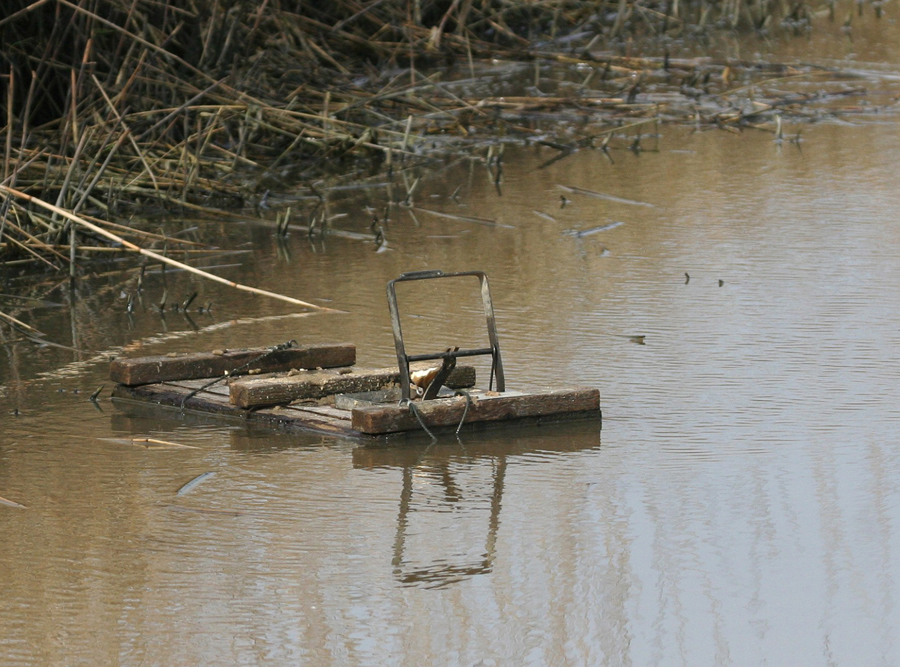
[
  {"left": 563, "top": 221, "right": 624, "bottom": 237},
  {"left": 0, "top": 495, "right": 27, "bottom": 509},
  {"left": 132, "top": 437, "right": 201, "bottom": 450},
  {"left": 412, "top": 207, "right": 513, "bottom": 228},
  {"left": 176, "top": 471, "right": 216, "bottom": 495},
  {"left": 557, "top": 185, "right": 655, "bottom": 207}
]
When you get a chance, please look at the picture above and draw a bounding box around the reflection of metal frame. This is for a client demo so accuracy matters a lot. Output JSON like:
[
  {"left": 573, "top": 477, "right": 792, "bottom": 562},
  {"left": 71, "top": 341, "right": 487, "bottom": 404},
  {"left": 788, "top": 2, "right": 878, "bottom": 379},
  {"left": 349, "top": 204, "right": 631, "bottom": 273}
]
[
  {"left": 386, "top": 270, "right": 505, "bottom": 401},
  {"left": 391, "top": 456, "right": 507, "bottom": 588},
  {"left": 354, "top": 421, "right": 603, "bottom": 588}
]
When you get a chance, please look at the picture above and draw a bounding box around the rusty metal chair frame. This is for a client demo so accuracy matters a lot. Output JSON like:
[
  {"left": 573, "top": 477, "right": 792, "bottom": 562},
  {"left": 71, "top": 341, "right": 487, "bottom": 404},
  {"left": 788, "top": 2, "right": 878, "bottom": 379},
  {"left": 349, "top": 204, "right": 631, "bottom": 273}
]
[{"left": 386, "top": 270, "right": 505, "bottom": 402}]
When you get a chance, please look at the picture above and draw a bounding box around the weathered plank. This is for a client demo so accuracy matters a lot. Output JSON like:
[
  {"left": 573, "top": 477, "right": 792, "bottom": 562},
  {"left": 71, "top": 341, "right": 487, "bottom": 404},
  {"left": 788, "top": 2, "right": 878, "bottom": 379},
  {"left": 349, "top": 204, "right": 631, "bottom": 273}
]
[
  {"left": 229, "top": 363, "right": 476, "bottom": 409},
  {"left": 253, "top": 404, "right": 357, "bottom": 434},
  {"left": 111, "top": 382, "right": 360, "bottom": 436},
  {"left": 351, "top": 387, "right": 600, "bottom": 434},
  {"left": 110, "top": 343, "right": 356, "bottom": 386}
]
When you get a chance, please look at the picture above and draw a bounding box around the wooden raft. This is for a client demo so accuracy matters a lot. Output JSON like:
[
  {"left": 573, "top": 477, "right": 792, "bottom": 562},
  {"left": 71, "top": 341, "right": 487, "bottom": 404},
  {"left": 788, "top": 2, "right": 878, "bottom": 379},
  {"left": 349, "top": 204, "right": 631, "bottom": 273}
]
[{"left": 110, "top": 344, "right": 601, "bottom": 437}]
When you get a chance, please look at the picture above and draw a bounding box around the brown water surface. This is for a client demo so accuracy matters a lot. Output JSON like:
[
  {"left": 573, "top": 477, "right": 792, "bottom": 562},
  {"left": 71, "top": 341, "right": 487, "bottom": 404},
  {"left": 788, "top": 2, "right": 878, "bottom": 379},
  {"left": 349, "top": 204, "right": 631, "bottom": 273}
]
[{"left": 4, "top": 24, "right": 900, "bottom": 667}]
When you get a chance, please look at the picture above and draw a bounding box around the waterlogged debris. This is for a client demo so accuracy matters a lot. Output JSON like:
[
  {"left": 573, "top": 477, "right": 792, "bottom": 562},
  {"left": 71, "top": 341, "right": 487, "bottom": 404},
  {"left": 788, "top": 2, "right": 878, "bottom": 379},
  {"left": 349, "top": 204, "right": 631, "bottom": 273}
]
[
  {"left": 0, "top": 310, "right": 46, "bottom": 336},
  {"left": 0, "top": 495, "right": 27, "bottom": 509},
  {"left": 100, "top": 437, "right": 201, "bottom": 450},
  {"left": 538, "top": 139, "right": 575, "bottom": 151},
  {"left": 719, "top": 279, "right": 725, "bottom": 286},
  {"left": 412, "top": 207, "right": 514, "bottom": 228},
  {"left": 607, "top": 334, "right": 646, "bottom": 344},
  {"left": 23, "top": 335, "right": 80, "bottom": 352},
  {"left": 537, "top": 148, "right": 578, "bottom": 170},
  {"left": 630, "top": 134, "right": 643, "bottom": 154},
  {"left": 89, "top": 385, "right": 104, "bottom": 402},
  {"left": 598, "top": 332, "right": 646, "bottom": 344},
  {"left": 685, "top": 272, "right": 691, "bottom": 284},
  {"left": 181, "top": 292, "right": 198, "bottom": 311},
  {"left": 557, "top": 184, "right": 655, "bottom": 208},
  {"left": 0, "top": 293, "right": 65, "bottom": 308},
  {"left": 136, "top": 438, "right": 200, "bottom": 450},
  {"left": 176, "top": 472, "right": 216, "bottom": 496},
  {"left": 166, "top": 504, "right": 244, "bottom": 517},
  {"left": 563, "top": 221, "right": 624, "bottom": 237}
]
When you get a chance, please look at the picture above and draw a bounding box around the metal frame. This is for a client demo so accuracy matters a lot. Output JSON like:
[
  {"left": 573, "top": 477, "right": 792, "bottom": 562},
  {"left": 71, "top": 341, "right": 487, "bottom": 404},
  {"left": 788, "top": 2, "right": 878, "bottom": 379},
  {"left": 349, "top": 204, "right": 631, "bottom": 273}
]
[{"left": 387, "top": 270, "right": 505, "bottom": 401}]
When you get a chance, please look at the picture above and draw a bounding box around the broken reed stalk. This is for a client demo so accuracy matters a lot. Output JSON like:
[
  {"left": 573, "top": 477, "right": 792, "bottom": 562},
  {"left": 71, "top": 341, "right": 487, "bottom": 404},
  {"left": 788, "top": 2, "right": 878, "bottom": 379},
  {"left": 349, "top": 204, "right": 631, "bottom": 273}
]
[
  {"left": 131, "top": 437, "right": 199, "bottom": 449},
  {"left": 0, "top": 494, "right": 27, "bottom": 509},
  {"left": 0, "top": 185, "right": 338, "bottom": 313},
  {"left": 0, "top": 307, "right": 44, "bottom": 334},
  {"left": 3, "top": 69, "right": 12, "bottom": 186}
]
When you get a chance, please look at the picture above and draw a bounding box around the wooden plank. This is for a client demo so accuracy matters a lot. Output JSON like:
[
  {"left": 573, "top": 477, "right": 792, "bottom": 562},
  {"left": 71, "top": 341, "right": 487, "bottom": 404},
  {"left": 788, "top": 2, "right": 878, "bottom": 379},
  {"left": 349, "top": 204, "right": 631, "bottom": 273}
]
[
  {"left": 113, "top": 381, "right": 247, "bottom": 415},
  {"left": 229, "top": 363, "right": 476, "bottom": 409},
  {"left": 110, "top": 343, "right": 356, "bottom": 386},
  {"left": 111, "top": 382, "right": 360, "bottom": 436},
  {"left": 351, "top": 387, "right": 601, "bottom": 434},
  {"left": 251, "top": 404, "right": 356, "bottom": 434}
]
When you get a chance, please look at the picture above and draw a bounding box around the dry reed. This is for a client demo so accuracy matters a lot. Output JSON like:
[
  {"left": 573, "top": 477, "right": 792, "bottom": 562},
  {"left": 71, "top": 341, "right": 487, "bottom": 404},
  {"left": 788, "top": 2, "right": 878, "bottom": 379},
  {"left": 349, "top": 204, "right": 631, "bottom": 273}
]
[{"left": 0, "top": 0, "right": 880, "bottom": 272}]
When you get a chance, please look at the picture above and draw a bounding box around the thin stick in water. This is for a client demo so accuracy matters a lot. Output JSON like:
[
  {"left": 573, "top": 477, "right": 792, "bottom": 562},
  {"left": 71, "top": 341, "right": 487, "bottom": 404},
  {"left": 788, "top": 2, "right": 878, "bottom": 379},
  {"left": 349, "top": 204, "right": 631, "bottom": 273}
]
[
  {"left": 176, "top": 471, "right": 216, "bottom": 495},
  {"left": 0, "top": 495, "right": 27, "bottom": 509},
  {"left": 0, "top": 186, "right": 339, "bottom": 312}
]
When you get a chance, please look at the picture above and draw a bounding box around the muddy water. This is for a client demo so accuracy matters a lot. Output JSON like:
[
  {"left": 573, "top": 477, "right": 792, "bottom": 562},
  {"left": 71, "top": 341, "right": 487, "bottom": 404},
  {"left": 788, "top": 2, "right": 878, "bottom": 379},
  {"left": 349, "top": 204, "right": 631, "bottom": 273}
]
[{"left": 4, "top": 69, "right": 900, "bottom": 667}]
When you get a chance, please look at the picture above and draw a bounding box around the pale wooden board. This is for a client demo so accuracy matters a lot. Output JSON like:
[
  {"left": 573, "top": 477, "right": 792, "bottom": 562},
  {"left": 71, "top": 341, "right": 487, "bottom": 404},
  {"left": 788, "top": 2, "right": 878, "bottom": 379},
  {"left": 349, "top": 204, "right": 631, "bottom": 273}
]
[
  {"left": 110, "top": 343, "right": 356, "bottom": 386},
  {"left": 229, "top": 363, "right": 476, "bottom": 409}
]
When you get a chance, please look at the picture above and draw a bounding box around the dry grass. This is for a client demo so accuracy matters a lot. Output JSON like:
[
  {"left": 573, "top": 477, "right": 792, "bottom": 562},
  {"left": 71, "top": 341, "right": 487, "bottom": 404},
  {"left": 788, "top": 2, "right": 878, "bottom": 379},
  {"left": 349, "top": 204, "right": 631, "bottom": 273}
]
[{"left": 0, "top": 0, "right": 879, "bottom": 271}]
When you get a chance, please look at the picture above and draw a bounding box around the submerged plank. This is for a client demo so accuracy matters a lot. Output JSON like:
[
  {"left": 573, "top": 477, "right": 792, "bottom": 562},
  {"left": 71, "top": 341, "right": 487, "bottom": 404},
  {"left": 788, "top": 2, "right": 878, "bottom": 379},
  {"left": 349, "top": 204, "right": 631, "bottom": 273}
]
[
  {"left": 110, "top": 343, "right": 356, "bottom": 386},
  {"left": 111, "top": 382, "right": 361, "bottom": 436},
  {"left": 351, "top": 387, "right": 600, "bottom": 434},
  {"left": 229, "top": 363, "right": 476, "bottom": 409}
]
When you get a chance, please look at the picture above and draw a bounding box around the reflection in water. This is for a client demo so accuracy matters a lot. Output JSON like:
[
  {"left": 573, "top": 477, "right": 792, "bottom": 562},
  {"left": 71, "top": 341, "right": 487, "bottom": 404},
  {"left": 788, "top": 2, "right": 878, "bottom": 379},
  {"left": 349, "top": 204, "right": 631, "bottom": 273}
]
[
  {"left": 354, "top": 424, "right": 601, "bottom": 589},
  {"left": 392, "top": 451, "right": 503, "bottom": 588}
]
